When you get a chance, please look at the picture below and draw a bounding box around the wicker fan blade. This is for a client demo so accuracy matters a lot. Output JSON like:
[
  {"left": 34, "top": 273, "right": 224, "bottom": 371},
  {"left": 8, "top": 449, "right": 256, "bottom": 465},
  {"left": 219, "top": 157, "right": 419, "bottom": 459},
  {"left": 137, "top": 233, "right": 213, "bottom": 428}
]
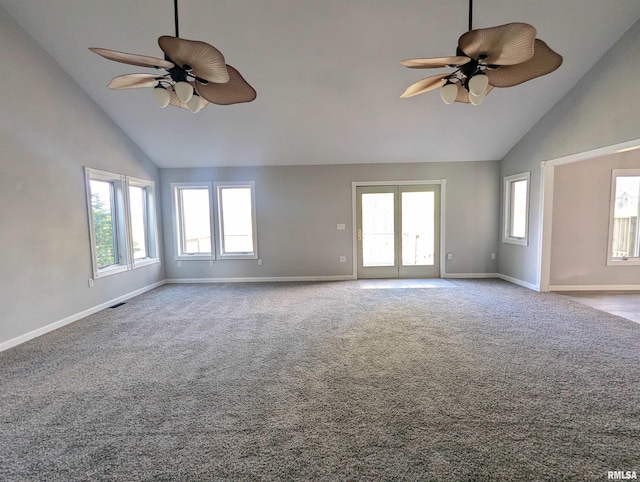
[
  {"left": 194, "top": 65, "right": 256, "bottom": 105},
  {"left": 454, "top": 84, "right": 494, "bottom": 103},
  {"left": 458, "top": 23, "right": 536, "bottom": 65},
  {"left": 168, "top": 86, "right": 209, "bottom": 111},
  {"left": 401, "top": 56, "right": 471, "bottom": 69},
  {"left": 486, "top": 39, "right": 563, "bottom": 87},
  {"left": 158, "top": 36, "right": 229, "bottom": 84},
  {"left": 107, "top": 73, "right": 163, "bottom": 89},
  {"left": 400, "top": 73, "right": 449, "bottom": 99},
  {"left": 89, "top": 48, "right": 174, "bottom": 70}
]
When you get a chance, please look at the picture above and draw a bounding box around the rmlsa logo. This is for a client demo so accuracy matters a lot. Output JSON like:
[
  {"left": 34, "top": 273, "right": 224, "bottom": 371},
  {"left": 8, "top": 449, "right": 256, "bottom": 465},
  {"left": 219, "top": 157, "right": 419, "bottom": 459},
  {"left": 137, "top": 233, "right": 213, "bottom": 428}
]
[{"left": 608, "top": 471, "right": 638, "bottom": 480}]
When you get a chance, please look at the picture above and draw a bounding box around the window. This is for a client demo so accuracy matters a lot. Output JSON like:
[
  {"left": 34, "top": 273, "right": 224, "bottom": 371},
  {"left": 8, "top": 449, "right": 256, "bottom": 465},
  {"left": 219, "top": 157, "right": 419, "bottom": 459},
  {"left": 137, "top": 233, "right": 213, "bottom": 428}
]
[
  {"left": 607, "top": 169, "right": 640, "bottom": 265},
  {"left": 129, "top": 185, "right": 148, "bottom": 260},
  {"left": 171, "top": 181, "right": 258, "bottom": 260},
  {"left": 85, "top": 168, "right": 159, "bottom": 279},
  {"left": 503, "top": 172, "right": 530, "bottom": 245},
  {"left": 172, "top": 182, "right": 213, "bottom": 258},
  {"left": 216, "top": 183, "right": 258, "bottom": 258},
  {"left": 128, "top": 177, "right": 159, "bottom": 265}
]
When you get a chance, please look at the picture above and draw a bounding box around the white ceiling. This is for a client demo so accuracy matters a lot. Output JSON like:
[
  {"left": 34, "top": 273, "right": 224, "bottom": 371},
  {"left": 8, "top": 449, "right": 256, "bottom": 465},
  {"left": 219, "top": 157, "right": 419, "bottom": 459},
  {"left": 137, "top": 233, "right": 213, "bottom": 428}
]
[{"left": 2, "top": 0, "right": 640, "bottom": 168}]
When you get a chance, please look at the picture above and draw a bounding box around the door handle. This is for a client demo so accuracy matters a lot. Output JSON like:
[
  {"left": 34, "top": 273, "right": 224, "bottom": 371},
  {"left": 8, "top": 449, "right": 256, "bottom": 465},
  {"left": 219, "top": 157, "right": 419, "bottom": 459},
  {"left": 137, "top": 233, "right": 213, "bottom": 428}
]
[{"left": 357, "top": 228, "right": 362, "bottom": 241}]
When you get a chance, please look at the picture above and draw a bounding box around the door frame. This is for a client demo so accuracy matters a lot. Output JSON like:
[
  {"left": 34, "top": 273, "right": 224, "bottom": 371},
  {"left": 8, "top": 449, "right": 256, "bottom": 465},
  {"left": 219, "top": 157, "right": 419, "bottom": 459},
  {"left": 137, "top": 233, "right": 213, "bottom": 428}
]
[{"left": 351, "top": 180, "right": 447, "bottom": 279}]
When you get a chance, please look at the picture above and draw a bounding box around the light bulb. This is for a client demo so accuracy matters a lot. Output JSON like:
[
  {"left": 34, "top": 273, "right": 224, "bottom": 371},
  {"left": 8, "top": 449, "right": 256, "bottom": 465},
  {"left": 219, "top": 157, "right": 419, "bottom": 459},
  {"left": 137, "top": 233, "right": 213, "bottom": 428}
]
[
  {"left": 187, "top": 94, "right": 202, "bottom": 113},
  {"left": 469, "top": 91, "right": 486, "bottom": 106},
  {"left": 468, "top": 74, "right": 489, "bottom": 97},
  {"left": 152, "top": 85, "right": 170, "bottom": 108},
  {"left": 440, "top": 83, "right": 458, "bottom": 104},
  {"left": 174, "top": 81, "right": 194, "bottom": 103}
]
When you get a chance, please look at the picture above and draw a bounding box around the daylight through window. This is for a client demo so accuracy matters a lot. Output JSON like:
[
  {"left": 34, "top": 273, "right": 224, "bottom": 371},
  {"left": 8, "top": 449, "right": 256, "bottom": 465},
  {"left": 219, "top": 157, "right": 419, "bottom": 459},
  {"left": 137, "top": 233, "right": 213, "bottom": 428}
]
[
  {"left": 218, "top": 185, "right": 256, "bottom": 256},
  {"left": 608, "top": 170, "right": 640, "bottom": 265},
  {"left": 85, "top": 168, "right": 159, "bottom": 279},
  {"left": 171, "top": 181, "right": 258, "bottom": 260},
  {"left": 503, "top": 172, "right": 530, "bottom": 246},
  {"left": 90, "top": 179, "right": 118, "bottom": 269}
]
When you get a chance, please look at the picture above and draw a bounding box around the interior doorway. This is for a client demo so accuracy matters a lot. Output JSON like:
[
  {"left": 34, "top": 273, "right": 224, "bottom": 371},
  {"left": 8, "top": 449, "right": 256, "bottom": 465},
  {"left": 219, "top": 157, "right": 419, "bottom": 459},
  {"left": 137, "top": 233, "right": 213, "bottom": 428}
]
[{"left": 355, "top": 184, "right": 441, "bottom": 279}]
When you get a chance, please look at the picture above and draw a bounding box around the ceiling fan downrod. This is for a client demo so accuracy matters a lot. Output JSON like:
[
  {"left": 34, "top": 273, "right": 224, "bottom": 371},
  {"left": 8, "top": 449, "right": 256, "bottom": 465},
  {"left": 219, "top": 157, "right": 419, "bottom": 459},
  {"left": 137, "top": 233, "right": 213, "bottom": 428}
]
[
  {"left": 157, "top": 0, "right": 202, "bottom": 111},
  {"left": 174, "top": 0, "right": 180, "bottom": 38}
]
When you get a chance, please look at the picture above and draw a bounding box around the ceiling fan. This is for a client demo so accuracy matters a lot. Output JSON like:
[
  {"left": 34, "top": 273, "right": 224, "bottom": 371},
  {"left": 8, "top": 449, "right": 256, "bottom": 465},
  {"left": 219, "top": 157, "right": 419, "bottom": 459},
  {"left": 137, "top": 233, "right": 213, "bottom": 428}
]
[
  {"left": 400, "top": 0, "right": 562, "bottom": 105},
  {"left": 89, "top": 0, "right": 256, "bottom": 113}
]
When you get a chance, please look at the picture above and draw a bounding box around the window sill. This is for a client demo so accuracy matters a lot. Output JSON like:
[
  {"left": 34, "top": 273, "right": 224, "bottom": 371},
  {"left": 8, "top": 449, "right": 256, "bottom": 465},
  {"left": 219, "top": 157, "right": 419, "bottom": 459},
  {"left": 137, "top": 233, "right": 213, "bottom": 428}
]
[
  {"left": 502, "top": 237, "right": 528, "bottom": 246},
  {"left": 217, "top": 254, "right": 258, "bottom": 260},
  {"left": 133, "top": 258, "right": 161, "bottom": 269},
  {"left": 94, "top": 264, "right": 129, "bottom": 279},
  {"left": 175, "top": 255, "right": 214, "bottom": 261},
  {"left": 607, "top": 258, "right": 640, "bottom": 266}
]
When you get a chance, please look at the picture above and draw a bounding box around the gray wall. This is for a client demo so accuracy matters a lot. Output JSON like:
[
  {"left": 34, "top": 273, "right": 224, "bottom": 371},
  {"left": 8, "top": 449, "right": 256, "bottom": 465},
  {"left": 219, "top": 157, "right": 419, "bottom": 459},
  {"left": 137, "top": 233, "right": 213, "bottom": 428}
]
[
  {"left": 499, "top": 20, "right": 640, "bottom": 286},
  {"left": 161, "top": 162, "right": 500, "bottom": 280},
  {"left": 551, "top": 151, "right": 640, "bottom": 287},
  {"left": 0, "top": 7, "right": 164, "bottom": 346}
]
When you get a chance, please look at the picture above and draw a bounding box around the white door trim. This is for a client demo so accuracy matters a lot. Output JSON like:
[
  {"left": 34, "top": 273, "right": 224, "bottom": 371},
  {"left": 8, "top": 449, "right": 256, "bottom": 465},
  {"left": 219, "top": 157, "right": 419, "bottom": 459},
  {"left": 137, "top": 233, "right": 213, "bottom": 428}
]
[{"left": 537, "top": 139, "right": 640, "bottom": 291}]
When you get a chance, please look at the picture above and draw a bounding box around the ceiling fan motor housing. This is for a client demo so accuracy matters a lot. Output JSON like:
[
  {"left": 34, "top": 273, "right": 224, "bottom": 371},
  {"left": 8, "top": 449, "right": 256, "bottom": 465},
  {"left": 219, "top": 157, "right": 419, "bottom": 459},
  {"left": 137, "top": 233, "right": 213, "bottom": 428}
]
[{"left": 168, "top": 65, "right": 189, "bottom": 83}]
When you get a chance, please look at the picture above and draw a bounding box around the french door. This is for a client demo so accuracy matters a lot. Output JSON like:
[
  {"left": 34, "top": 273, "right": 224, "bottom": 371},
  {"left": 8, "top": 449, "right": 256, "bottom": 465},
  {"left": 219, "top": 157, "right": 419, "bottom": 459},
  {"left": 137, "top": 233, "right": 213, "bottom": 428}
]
[{"left": 356, "top": 184, "right": 440, "bottom": 279}]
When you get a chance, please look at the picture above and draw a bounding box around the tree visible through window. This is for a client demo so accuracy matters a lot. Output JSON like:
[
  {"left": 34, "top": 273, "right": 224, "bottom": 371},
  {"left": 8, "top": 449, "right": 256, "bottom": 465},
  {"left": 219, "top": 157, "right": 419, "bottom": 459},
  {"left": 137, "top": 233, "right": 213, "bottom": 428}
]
[
  {"left": 90, "top": 180, "right": 117, "bottom": 268},
  {"left": 129, "top": 185, "right": 148, "bottom": 260},
  {"left": 86, "top": 168, "right": 159, "bottom": 278}
]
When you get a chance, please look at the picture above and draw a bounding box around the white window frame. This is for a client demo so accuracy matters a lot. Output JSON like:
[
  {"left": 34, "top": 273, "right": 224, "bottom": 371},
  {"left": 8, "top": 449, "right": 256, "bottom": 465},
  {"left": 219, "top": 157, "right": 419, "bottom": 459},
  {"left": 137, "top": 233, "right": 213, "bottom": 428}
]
[
  {"left": 607, "top": 169, "right": 640, "bottom": 266},
  {"left": 502, "top": 171, "right": 530, "bottom": 246},
  {"left": 171, "top": 182, "right": 215, "bottom": 261},
  {"left": 128, "top": 177, "right": 160, "bottom": 268},
  {"left": 85, "top": 168, "right": 160, "bottom": 279},
  {"left": 214, "top": 182, "right": 259, "bottom": 260}
]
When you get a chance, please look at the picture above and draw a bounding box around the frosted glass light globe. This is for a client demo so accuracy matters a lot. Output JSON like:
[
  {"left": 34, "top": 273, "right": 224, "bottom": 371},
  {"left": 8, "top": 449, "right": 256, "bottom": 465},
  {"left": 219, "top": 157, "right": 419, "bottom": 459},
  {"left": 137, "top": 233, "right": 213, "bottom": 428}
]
[
  {"left": 469, "top": 92, "right": 486, "bottom": 106},
  {"left": 440, "top": 83, "right": 458, "bottom": 104},
  {"left": 174, "top": 81, "right": 194, "bottom": 103},
  {"left": 187, "top": 94, "right": 202, "bottom": 113},
  {"left": 468, "top": 74, "right": 489, "bottom": 97},
  {"left": 152, "top": 86, "right": 170, "bottom": 108}
]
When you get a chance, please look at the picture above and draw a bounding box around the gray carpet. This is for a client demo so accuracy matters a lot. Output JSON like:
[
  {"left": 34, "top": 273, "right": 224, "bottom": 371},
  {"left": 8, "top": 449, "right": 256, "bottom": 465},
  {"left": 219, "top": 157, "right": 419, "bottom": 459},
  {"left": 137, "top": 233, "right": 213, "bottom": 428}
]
[{"left": 1, "top": 279, "right": 639, "bottom": 481}]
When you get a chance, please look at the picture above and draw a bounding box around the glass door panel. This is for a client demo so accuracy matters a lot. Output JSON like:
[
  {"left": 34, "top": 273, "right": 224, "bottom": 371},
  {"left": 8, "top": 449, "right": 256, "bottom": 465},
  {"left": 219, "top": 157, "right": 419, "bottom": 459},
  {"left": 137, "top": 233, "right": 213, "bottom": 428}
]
[
  {"left": 398, "top": 185, "right": 439, "bottom": 278},
  {"left": 401, "top": 191, "right": 434, "bottom": 266},
  {"left": 356, "top": 186, "right": 399, "bottom": 279},
  {"left": 362, "top": 192, "right": 395, "bottom": 267}
]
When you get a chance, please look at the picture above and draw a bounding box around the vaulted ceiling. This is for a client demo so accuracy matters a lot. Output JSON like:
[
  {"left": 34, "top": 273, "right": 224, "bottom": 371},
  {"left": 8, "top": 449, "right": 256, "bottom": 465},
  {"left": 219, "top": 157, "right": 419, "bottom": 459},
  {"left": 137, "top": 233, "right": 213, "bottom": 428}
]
[{"left": 2, "top": 0, "right": 640, "bottom": 168}]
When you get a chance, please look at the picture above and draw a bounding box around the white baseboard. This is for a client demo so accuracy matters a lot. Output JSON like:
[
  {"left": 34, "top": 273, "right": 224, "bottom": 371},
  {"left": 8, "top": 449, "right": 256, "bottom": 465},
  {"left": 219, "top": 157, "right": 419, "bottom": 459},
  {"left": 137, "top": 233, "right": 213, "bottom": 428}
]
[
  {"left": 437, "top": 272, "right": 541, "bottom": 292},
  {"left": 443, "top": 273, "right": 500, "bottom": 279},
  {"left": 496, "top": 274, "right": 540, "bottom": 291},
  {"left": 549, "top": 284, "right": 640, "bottom": 292},
  {"left": 0, "top": 280, "right": 166, "bottom": 352},
  {"left": 166, "top": 275, "right": 355, "bottom": 284}
]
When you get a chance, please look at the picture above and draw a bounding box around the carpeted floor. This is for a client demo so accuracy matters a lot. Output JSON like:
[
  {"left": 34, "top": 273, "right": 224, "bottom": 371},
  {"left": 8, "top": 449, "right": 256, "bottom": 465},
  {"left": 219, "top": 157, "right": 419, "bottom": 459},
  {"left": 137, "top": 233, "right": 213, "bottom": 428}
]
[{"left": 1, "top": 279, "right": 639, "bottom": 481}]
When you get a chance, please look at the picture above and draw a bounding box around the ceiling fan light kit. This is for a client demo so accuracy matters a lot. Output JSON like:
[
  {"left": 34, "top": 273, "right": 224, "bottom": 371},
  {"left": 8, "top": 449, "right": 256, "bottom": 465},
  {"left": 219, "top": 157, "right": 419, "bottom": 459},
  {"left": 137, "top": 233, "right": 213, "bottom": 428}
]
[
  {"left": 401, "top": 0, "right": 562, "bottom": 105},
  {"left": 440, "top": 82, "right": 458, "bottom": 104},
  {"left": 152, "top": 84, "right": 171, "bottom": 108},
  {"left": 90, "top": 0, "right": 256, "bottom": 112},
  {"left": 186, "top": 94, "right": 204, "bottom": 113},
  {"left": 174, "top": 80, "right": 194, "bottom": 103}
]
